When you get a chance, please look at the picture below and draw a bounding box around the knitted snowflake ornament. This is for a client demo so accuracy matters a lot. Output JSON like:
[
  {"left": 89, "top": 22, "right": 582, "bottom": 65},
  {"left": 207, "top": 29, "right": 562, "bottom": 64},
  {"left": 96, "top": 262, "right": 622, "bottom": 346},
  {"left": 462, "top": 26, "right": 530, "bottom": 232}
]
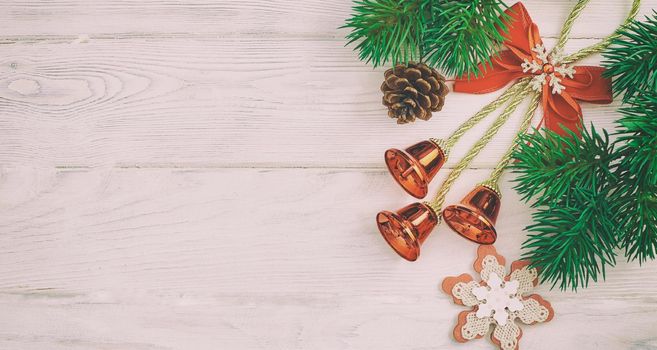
[{"left": 442, "top": 245, "right": 554, "bottom": 350}]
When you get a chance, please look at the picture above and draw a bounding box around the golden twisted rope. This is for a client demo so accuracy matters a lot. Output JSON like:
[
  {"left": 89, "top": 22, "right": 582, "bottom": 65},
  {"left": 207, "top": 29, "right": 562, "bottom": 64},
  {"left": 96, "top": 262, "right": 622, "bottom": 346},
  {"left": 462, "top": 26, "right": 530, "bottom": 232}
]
[
  {"left": 553, "top": 0, "right": 592, "bottom": 52},
  {"left": 486, "top": 92, "right": 541, "bottom": 187},
  {"left": 563, "top": 0, "right": 641, "bottom": 63},
  {"left": 443, "top": 81, "right": 527, "bottom": 150},
  {"left": 426, "top": 79, "right": 531, "bottom": 213}
]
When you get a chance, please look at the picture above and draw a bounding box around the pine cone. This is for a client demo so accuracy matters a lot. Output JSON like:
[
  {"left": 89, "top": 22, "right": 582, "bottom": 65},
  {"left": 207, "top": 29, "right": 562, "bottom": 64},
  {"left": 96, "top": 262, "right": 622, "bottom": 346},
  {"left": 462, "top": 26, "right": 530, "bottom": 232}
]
[{"left": 381, "top": 62, "right": 449, "bottom": 124}]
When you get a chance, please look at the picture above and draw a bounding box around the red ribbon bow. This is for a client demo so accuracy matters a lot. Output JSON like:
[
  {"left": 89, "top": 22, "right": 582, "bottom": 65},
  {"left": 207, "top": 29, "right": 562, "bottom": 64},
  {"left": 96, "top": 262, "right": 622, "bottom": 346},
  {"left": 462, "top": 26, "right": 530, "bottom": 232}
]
[{"left": 453, "top": 2, "right": 613, "bottom": 136}]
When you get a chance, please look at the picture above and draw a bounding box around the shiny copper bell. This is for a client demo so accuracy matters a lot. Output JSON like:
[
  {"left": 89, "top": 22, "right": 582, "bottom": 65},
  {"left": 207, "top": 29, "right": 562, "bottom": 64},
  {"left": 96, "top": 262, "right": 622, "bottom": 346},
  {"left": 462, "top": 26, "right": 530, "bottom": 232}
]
[
  {"left": 442, "top": 184, "right": 501, "bottom": 245},
  {"left": 384, "top": 139, "right": 448, "bottom": 199},
  {"left": 376, "top": 202, "right": 439, "bottom": 261}
]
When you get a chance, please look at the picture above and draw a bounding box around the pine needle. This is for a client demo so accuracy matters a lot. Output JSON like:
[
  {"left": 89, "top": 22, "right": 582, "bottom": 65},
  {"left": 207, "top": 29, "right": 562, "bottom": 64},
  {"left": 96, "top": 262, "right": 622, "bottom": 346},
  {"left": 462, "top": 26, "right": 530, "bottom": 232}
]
[
  {"left": 612, "top": 92, "right": 657, "bottom": 263},
  {"left": 423, "top": 0, "right": 508, "bottom": 77},
  {"left": 511, "top": 92, "right": 657, "bottom": 290},
  {"left": 343, "top": 0, "right": 508, "bottom": 76},
  {"left": 511, "top": 127, "right": 618, "bottom": 291},
  {"left": 603, "top": 12, "right": 657, "bottom": 103},
  {"left": 510, "top": 13, "right": 657, "bottom": 290},
  {"left": 343, "top": 0, "right": 430, "bottom": 67},
  {"left": 512, "top": 127, "right": 616, "bottom": 207}
]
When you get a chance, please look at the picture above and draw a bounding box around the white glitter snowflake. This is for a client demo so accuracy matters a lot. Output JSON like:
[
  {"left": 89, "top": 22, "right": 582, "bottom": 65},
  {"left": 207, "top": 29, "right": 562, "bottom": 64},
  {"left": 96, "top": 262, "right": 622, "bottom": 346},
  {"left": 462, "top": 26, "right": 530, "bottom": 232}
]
[
  {"left": 521, "top": 44, "right": 575, "bottom": 95},
  {"left": 472, "top": 272, "right": 524, "bottom": 326}
]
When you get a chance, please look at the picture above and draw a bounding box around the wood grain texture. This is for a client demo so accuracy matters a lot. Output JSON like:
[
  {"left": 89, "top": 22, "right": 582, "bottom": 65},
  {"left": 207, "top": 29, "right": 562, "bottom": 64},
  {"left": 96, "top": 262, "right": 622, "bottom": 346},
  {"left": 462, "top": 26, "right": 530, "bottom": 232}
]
[
  {"left": 0, "top": 37, "right": 626, "bottom": 168},
  {"left": 1, "top": 168, "right": 656, "bottom": 349},
  {"left": 0, "top": 0, "right": 654, "bottom": 39},
  {"left": 2, "top": 0, "right": 657, "bottom": 349}
]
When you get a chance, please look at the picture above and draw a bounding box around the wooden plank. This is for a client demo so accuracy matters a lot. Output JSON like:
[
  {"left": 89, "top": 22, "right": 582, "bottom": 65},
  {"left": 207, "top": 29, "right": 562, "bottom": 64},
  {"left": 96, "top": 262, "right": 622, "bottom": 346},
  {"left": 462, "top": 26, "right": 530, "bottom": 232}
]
[
  {"left": 2, "top": 1, "right": 656, "bottom": 349},
  {"left": 0, "top": 168, "right": 656, "bottom": 349},
  {"left": 0, "top": 0, "right": 654, "bottom": 39},
  {"left": 0, "top": 37, "right": 625, "bottom": 168},
  {"left": 0, "top": 294, "right": 655, "bottom": 349}
]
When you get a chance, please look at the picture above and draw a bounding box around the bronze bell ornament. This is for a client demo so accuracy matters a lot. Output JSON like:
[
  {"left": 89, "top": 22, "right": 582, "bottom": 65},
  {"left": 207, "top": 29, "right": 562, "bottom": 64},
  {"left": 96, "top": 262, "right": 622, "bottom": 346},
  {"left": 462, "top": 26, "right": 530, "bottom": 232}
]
[
  {"left": 384, "top": 139, "right": 448, "bottom": 199},
  {"left": 442, "top": 184, "right": 502, "bottom": 245},
  {"left": 375, "top": 80, "right": 542, "bottom": 261},
  {"left": 376, "top": 202, "right": 439, "bottom": 261}
]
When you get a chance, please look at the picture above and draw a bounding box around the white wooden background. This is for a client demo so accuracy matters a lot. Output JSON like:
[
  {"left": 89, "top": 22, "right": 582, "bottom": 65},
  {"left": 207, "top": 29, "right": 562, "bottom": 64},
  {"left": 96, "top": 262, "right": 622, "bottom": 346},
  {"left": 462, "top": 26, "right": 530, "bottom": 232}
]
[{"left": 1, "top": 1, "right": 657, "bottom": 349}]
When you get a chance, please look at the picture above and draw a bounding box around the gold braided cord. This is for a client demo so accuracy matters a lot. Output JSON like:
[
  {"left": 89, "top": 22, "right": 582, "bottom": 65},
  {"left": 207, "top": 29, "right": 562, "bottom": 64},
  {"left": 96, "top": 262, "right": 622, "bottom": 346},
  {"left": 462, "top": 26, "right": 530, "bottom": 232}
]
[
  {"left": 427, "top": 79, "right": 531, "bottom": 213},
  {"left": 553, "top": 0, "right": 591, "bottom": 52},
  {"left": 488, "top": 92, "right": 541, "bottom": 185},
  {"left": 444, "top": 82, "right": 526, "bottom": 149},
  {"left": 564, "top": 0, "right": 642, "bottom": 63}
]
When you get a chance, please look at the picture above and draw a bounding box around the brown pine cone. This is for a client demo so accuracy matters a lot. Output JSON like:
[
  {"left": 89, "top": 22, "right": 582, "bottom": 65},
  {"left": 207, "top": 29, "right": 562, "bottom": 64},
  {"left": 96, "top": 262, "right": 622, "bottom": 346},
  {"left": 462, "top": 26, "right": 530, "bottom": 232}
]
[{"left": 381, "top": 62, "right": 449, "bottom": 124}]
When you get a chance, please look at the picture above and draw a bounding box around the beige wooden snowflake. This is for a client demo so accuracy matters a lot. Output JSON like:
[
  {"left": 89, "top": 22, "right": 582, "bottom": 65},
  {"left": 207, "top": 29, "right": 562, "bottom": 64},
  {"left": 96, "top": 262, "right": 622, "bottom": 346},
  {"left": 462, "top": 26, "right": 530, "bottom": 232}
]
[{"left": 442, "top": 245, "right": 554, "bottom": 350}]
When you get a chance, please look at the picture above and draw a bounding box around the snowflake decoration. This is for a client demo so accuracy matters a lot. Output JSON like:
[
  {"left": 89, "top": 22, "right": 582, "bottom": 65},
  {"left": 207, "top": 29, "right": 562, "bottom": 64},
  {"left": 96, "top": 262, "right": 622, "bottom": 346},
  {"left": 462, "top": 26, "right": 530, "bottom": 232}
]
[
  {"left": 442, "top": 245, "right": 554, "bottom": 350},
  {"left": 472, "top": 272, "right": 523, "bottom": 326},
  {"left": 521, "top": 44, "right": 575, "bottom": 95}
]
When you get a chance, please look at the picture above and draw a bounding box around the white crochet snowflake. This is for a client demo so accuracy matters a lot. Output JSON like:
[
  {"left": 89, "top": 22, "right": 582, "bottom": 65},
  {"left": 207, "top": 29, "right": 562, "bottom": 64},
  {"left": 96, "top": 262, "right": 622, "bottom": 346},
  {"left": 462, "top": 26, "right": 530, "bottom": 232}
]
[
  {"left": 521, "top": 44, "right": 575, "bottom": 95},
  {"left": 472, "top": 272, "right": 524, "bottom": 326}
]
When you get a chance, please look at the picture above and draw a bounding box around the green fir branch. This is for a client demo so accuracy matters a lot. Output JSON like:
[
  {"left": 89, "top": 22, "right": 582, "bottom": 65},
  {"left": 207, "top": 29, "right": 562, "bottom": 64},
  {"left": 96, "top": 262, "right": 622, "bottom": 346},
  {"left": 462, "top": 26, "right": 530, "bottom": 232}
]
[
  {"left": 603, "top": 12, "right": 657, "bottom": 103},
  {"left": 423, "top": 0, "right": 508, "bottom": 77},
  {"left": 612, "top": 92, "right": 657, "bottom": 262},
  {"left": 511, "top": 92, "right": 657, "bottom": 290},
  {"left": 343, "top": 0, "right": 430, "bottom": 67},
  {"left": 511, "top": 127, "right": 618, "bottom": 291},
  {"left": 343, "top": 0, "right": 508, "bottom": 76},
  {"left": 522, "top": 188, "right": 618, "bottom": 291},
  {"left": 512, "top": 127, "right": 616, "bottom": 207}
]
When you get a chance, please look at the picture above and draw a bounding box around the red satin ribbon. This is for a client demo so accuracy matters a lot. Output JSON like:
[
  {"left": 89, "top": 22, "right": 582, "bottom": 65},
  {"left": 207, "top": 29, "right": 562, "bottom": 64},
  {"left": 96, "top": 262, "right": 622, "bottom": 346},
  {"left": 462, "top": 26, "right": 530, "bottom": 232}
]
[{"left": 453, "top": 2, "right": 612, "bottom": 136}]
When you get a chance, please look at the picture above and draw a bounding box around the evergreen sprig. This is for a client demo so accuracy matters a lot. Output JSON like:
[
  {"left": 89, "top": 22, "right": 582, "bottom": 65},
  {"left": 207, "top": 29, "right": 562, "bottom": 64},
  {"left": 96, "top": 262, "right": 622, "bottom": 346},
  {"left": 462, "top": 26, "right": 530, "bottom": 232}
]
[
  {"left": 512, "top": 127, "right": 618, "bottom": 290},
  {"left": 509, "top": 13, "right": 657, "bottom": 291},
  {"left": 343, "top": 0, "right": 430, "bottom": 67},
  {"left": 423, "top": 0, "right": 508, "bottom": 77},
  {"left": 343, "top": 0, "right": 508, "bottom": 76},
  {"left": 603, "top": 12, "right": 657, "bottom": 103},
  {"left": 512, "top": 127, "right": 616, "bottom": 207},
  {"left": 523, "top": 188, "right": 618, "bottom": 291},
  {"left": 612, "top": 92, "right": 657, "bottom": 262},
  {"left": 511, "top": 92, "right": 657, "bottom": 290}
]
